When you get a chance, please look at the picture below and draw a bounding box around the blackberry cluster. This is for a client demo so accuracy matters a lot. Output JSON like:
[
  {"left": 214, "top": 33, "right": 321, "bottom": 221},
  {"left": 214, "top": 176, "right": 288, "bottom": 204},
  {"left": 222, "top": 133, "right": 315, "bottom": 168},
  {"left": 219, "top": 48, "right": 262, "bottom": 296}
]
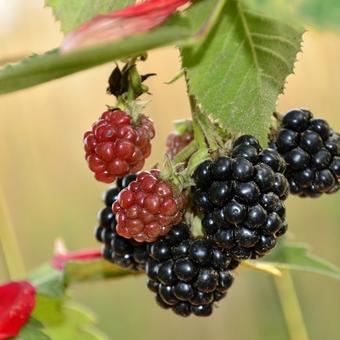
[
  {"left": 84, "top": 109, "right": 155, "bottom": 183},
  {"left": 145, "top": 223, "right": 235, "bottom": 317},
  {"left": 95, "top": 174, "right": 148, "bottom": 270},
  {"left": 192, "top": 135, "right": 288, "bottom": 261},
  {"left": 271, "top": 108, "right": 340, "bottom": 197},
  {"left": 113, "top": 170, "right": 186, "bottom": 242}
]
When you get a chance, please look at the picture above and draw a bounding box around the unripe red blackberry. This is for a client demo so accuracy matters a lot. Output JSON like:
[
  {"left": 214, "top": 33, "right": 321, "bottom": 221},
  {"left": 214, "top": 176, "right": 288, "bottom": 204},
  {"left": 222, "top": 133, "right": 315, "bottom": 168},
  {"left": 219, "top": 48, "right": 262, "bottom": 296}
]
[
  {"left": 84, "top": 109, "right": 155, "bottom": 183},
  {"left": 95, "top": 173, "right": 148, "bottom": 271},
  {"left": 271, "top": 109, "right": 340, "bottom": 197},
  {"left": 113, "top": 170, "right": 187, "bottom": 242},
  {"left": 145, "top": 224, "right": 235, "bottom": 317},
  {"left": 166, "top": 130, "right": 194, "bottom": 159},
  {"left": 193, "top": 135, "right": 288, "bottom": 261}
]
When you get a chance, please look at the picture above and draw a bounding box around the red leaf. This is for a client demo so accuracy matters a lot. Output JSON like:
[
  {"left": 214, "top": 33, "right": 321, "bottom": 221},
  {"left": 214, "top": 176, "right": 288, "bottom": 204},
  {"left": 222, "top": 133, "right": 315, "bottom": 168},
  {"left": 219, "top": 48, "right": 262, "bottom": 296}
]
[
  {"left": 61, "top": 0, "right": 191, "bottom": 53},
  {"left": 0, "top": 281, "right": 36, "bottom": 339}
]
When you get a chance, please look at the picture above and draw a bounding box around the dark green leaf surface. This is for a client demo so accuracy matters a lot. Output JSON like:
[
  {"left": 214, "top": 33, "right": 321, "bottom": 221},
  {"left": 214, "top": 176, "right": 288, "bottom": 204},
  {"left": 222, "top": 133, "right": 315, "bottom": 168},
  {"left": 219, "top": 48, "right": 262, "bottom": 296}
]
[{"left": 181, "top": 0, "right": 303, "bottom": 144}]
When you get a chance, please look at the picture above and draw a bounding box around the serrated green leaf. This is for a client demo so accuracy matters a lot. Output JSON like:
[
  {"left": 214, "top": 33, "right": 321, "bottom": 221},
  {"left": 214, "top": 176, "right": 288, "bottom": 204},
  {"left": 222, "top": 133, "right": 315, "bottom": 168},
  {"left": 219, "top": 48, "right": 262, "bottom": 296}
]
[
  {"left": 260, "top": 242, "right": 340, "bottom": 280},
  {"left": 181, "top": 0, "right": 303, "bottom": 145},
  {"left": 33, "top": 296, "right": 108, "bottom": 339},
  {"left": 42, "top": 303, "right": 109, "bottom": 340},
  {"left": 32, "top": 295, "right": 65, "bottom": 325},
  {"left": 14, "top": 318, "right": 50, "bottom": 340},
  {"left": 27, "top": 263, "right": 108, "bottom": 339},
  {"left": 64, "top": 259, "right": 136, "bottom": 285},
  {"left": 45, "top": 0, "right": 135, "bottom": 33},
  {"left": 0, "top": 0, "right": 216, "bottom": 96},
  {"left": 29, "top": 264, "right": 65, "bottom": 298},
  {"left": 243, "top": 0, "right": 340, "bottom": 31}
]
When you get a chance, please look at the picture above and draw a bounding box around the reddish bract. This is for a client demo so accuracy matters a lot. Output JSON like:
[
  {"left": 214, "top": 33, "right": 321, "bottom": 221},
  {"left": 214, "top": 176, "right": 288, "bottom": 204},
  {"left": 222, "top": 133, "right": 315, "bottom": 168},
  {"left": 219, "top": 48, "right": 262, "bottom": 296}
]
[
  {"left": 61, "top": 0, "right": 191, "bottom": 52},
  {"left": 52, "top": 249, "right": 102, "bottom": 270},
  {"left": 0, "top": 281, "right": 36, "bottom": 339}
]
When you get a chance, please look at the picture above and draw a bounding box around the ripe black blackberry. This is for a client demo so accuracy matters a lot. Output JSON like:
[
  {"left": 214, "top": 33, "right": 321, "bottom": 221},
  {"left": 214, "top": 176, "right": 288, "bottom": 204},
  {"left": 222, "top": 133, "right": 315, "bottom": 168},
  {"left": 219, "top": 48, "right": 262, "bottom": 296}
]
[
  {"left": 145, "top": 223, "right": 235, "bottom": 317},
  {"left": 271, "top": 109, "right": 340, "bottom": 197},
  {"left": 192, "top": 135, "right": 289, "bottom": 261},
  {"left": 95, "top": 173, "right": 148, "bottom": 271}
]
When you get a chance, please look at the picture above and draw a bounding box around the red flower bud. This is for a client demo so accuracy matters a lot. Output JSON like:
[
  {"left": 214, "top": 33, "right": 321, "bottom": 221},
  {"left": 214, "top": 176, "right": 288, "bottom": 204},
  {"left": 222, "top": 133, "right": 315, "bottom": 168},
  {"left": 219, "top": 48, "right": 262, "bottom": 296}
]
[
  {"left": 0, "top": 281, "right": 36, "bottom": 339},
  {"left": 52, "top": 249, "right": 102, "bottom": 270},
  {"left": 61, "top": 0, "right": 191, "bottom": 53}
]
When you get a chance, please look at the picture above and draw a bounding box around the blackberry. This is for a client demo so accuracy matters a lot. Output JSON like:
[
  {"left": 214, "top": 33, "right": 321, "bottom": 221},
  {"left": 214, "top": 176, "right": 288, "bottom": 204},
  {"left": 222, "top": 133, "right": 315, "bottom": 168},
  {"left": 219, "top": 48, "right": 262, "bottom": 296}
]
[
  {"left": 192, "top": 135, "right": 288, "bottom": 260},
  {"left": 271, "top": 109, "right": 340, "bottom": 197},
  {"left": 94, "top": 173, "right": 148, "bottom": 271},
  {"left": 145, "top": 224, "right": 235, "bottom": 317}
]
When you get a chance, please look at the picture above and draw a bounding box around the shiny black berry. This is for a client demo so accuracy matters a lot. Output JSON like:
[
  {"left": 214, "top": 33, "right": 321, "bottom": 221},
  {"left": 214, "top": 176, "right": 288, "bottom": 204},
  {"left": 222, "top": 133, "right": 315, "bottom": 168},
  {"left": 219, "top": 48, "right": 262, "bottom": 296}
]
[
  {"left": 232, "top": 158, "right": 254, "bottom": 181},
  {"left": 281, "top": 108, "right": 311, "bottom": 132},
  {"left": 173, "top": 302, "right": 191, "bottom": 317},
  {"left": 95, "top": 174, "right": 148, "bottom": 271},
  {"left": 192, "top": 136, "right": 288, "bottom": 261},
  {"left": 193, "top": 160, "right": 213, "bottom": 188},
  {"left": 224, "top": 200, "right": 247, "bottom": 224},
  {"left": 189, "top": 239, "right": 212, "bottom": 266},
  {"left": 208, "top": 181, "right": 234, "bottom": 206},
  {"left": 192, "top": 304, "right": 213, "bottom": 317},
  {"left": 211, "top": 156, "right": 233, "bottom": 180},
  {"left": 174, "top": 258, "right": 198, "bottom": 282},
  {"left": 233, "top": 135, "right": 261, "bottom": 151},
  {"left": 271, "top": 109, "right": 339, "bottom": 197},
  {"left": 145, "top": 226, "right": 235, "bottom": 317}
]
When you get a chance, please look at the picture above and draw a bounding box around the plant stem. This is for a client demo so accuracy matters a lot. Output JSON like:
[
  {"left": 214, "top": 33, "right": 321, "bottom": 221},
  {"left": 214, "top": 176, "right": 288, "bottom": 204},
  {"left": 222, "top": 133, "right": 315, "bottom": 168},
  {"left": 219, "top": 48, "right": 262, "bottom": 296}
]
[
  {"left": 190, "top": 0, "right": 228, "bottom": 43},
  {"left": 172, "top": 140, "right": 197, "bottom": 165},
  {"left": 274, "top": 271, "right": 309, "bottom": 340},
  {"left": 0, "top": 187, "right": 26, "bottom": 280}
]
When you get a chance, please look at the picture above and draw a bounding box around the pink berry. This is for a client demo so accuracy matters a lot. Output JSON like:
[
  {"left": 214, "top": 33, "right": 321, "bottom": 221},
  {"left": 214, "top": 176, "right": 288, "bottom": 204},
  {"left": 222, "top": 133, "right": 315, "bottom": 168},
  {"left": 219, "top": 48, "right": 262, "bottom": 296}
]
[
  {"left": 84, "top": 109, "right": 155, "bottom": 183},
  {"left": 112, "top": 170, "right": 186, "bottom": 242},
  {"left": 166, "top": 130, "right": 193, "bottom": 159}
]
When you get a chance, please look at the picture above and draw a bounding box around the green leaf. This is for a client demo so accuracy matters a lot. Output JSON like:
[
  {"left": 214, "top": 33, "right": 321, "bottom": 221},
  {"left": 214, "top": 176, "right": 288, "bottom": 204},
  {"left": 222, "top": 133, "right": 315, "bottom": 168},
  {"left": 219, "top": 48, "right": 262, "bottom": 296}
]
[
  {"left": 41, "top": 303, "right": 108, "bottom": 340},
  {"left": 14, "top": 318, "right": 50, "bottom": 340},
  {"left": 64, "top": 259, "right": 136, "bottom": 285},
  {"left": 181, "top": 0, "right": 303, "bottom": 144},
  {"left": 0, "top": 0, "right": 217, "bottom": 96},
  {"left": 32, "top": 295, "right": 65, "bottom": 325},
  {"left": 27, "top": 262, "right": 109, "bottom": 339},
  {"left": 45, "top": 0, "right": 135, "bottom": 33},
  {"left": 33, "top": 295, "right": 108, "bottom": 339},
  {"left": 243, "top": 0, "right": 340, "bottom": 31},
  {"left": 32, "top": 291, "right": 108, "bottom": 339},
  {"left": 260, "top": 242, "right": 340, "bottom": 280},
  {"left": 29, "top": 264, "right": 65, "bottom": 298}
]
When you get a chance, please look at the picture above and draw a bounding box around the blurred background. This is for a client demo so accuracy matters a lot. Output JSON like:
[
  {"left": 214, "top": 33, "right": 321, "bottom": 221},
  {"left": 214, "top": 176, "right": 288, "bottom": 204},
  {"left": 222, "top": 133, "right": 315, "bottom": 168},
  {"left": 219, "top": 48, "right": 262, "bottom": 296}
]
[{"left": 0, "top": 1, "right": 339, "bottom": 339}]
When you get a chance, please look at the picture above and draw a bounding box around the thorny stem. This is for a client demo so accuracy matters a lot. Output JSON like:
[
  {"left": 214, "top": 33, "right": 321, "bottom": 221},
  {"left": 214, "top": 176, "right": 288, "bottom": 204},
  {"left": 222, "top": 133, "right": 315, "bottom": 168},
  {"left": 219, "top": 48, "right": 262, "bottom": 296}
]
[
  {"left": 0, "top": 187, "right": 26, "bottom": 280},
  {"left": 275, "top": 271, "right": 310, "bottom": 340},
  {"left": 196, "top": 109, "right": 223, "bottom": 151}
]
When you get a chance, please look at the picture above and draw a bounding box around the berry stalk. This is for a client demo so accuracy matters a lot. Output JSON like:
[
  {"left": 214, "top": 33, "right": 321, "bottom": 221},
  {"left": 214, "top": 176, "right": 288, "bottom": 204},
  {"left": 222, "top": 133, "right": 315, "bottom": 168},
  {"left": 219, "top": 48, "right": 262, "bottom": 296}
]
[
  {"left": 275, "top": 271, "right": 309, "bottom": 340},
  {"left": 0, "top": 189, "right": 26, "bottom": 280}
]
